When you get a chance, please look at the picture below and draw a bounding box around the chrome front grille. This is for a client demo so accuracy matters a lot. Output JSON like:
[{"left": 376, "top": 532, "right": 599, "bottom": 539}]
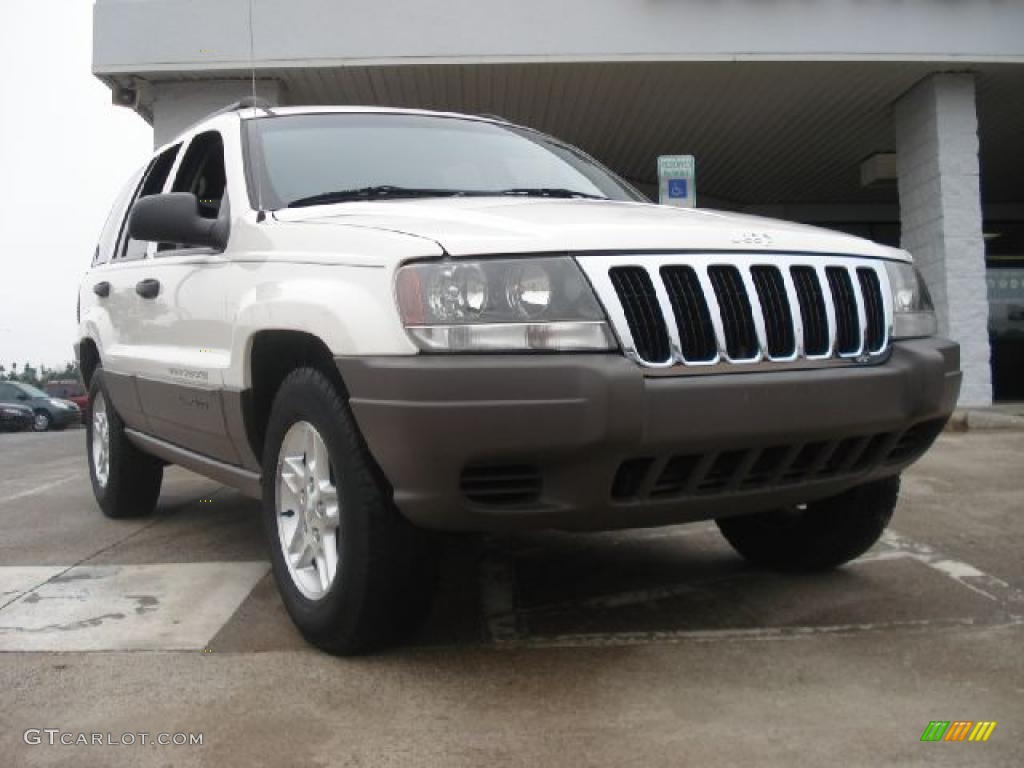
[{"left": 576, "top": 253, "right": 893, "bottom": 372}]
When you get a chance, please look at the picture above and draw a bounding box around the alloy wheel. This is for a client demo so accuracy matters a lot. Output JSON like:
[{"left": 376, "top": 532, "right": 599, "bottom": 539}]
[
  {"left": 91, "top": 393, "right": 110, "bottom": 487},
  {"left": 275, "top": 421, "right": 341, "bottom": 600}
]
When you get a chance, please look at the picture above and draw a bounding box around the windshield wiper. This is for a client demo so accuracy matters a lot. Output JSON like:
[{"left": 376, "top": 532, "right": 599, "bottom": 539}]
[
  {"left": 286, "top": 186, "right": 472, "bottom": 208},
  {"left": 498, "top": 187, "right": 607, "bottom": 200}
]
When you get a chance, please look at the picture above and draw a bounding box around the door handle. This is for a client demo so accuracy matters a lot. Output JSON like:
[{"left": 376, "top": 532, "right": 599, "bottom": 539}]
[
  {"left": 93, "top": 281, "right": 111, "bottom": 298},
  {"left": 135, "top": 279, "right": 161, "bottom": 299}
]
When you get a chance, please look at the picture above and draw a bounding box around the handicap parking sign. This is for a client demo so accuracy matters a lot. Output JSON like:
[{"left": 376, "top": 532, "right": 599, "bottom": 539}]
[{"left": 657, "top": 155, "right": 696, "bottom": 208}]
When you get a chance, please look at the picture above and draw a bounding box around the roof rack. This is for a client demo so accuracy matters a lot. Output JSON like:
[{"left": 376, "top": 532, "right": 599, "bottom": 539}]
[
  {"left": 205, "top": 96, "right": 276, "bottom": 121},
  {"left": 164, "top": 97, "right": 276, "bottom": 146}
]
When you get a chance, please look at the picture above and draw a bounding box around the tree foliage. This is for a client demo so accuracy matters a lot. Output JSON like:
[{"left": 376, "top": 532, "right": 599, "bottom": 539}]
[{"left": 1, "top": 361, "right": 80, "bottom": 387}]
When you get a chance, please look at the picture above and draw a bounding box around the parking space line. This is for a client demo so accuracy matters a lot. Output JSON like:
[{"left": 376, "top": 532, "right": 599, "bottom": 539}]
[
  {"left": 880, "top": 530, "right": 1024, "bottom": 606},
  {"left": 504, "top": 616, "right": 1024, "bottom": 650},
  {"left": 479, "top": 527, "right": 1024, "bottom": 650},
  {"left": 0, "top": 474, "right": 80, "bottom": 505}
]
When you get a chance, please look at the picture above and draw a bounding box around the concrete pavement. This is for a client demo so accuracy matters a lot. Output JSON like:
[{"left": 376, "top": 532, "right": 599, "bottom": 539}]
[{"left": 0, "top": 428, "right": 1021, "bottom": 766}]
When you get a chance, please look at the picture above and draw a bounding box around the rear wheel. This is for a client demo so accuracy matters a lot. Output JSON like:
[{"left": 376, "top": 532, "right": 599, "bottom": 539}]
[
  {"left": 716, "top": 476, "right": 899, "bottom": 573},
  {"left": 87, "top": 368, "right": 164, "bottom": 519},
  {"left": 262, "top": 367, "right": 437, "bottom": 655}
]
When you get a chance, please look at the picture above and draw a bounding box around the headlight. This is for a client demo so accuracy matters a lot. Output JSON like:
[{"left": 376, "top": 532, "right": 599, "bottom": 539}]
[
  {"left": 395, "top": 257, "right": 616, "bottom": 352},
  {"left": 48, "top": 398, "right": 69, "bottom": 409},
  {"left": 885, "top": 261, "right": 937, "bottom": 339}
]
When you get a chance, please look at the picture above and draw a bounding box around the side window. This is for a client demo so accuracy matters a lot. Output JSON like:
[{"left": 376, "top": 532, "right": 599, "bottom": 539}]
[
  {"left": 118, "top": 144, "right": 181, "bottom": 261},
  {"left": 94, "top": 168, "right": 144, "bottom": 266},
  {"left": 172, "top": 131, "right": 226, "bottom": 219},
  {"left": 0, "top": 383, "right": 19, "bottom": 402},
  {"left": 155, "top": 131, "right": 227, "bottom": 254}
]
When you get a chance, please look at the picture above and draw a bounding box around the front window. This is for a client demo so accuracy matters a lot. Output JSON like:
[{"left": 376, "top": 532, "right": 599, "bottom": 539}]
[{"left": 244, "top": 113, "right": 644, "bottom": 209}]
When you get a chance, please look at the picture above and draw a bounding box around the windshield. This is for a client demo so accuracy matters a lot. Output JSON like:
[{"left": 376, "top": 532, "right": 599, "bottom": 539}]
[
  {"left": 244, "top": 113, "right": 645, "bottom": 209},
  {"left": 14, "top": 383, "right": 47, "bottom": 398}
]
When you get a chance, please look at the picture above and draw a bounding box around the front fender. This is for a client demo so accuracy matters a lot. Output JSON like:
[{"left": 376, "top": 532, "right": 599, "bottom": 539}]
[{"left": 228, "top": 264, "right": 418, "bottom": 389}]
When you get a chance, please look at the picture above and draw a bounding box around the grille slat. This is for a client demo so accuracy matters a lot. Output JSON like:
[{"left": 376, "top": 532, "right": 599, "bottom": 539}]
[
  {"left": 750, "top": 266, "right": 796, "bottom": 358},
  {"left": 609, "top": 267, "right": 671, "bottom": 364},
  {"left": 826, "top": 267, "right": 862, "bottom": 355},
  {"left": 857, "top": 267, "right": 886, "bottom": 353},
  {"left": 791, "top": 266, "right": 829, "bottom": 356},
  {"left": 661, "top": 266, "right": 718, "bottom": 361},
  {"left": 708, "top": 266, "right": 759, "bottom": 359}
]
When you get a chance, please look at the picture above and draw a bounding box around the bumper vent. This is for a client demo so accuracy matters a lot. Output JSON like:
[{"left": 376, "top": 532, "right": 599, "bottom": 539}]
[
  {"left": 580, "top": 253, "right": 892, "bottom": 372},
  {"left": 610, "top": 419, "right": 945, "bottom": 502},
  {"left": 460, "top": 464, "right": 542, "bottom": 506}
]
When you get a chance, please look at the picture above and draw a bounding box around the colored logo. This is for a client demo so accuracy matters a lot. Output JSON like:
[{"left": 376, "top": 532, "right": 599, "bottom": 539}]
[
  {"left": 920, "top": 721, "right": 996, "bottom": 742},
  {"left": 667, "top": 179, "right": 688, "bottom": 199}
]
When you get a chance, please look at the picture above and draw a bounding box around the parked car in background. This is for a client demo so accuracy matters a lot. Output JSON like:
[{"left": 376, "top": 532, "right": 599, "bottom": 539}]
[
  {"left": 0, "top": 402, "right": 34, "bottom": 432},
  {"left": 44, "top": 380, "right": 89, "bottom": 421},
  {"left": 0, "top": 381, "right": 81, "bottom": 431}
]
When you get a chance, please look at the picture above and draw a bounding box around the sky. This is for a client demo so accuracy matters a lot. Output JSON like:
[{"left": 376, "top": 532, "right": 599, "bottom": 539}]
[{"left": 0, "top": 1, "right": 152, "bottom": 371}]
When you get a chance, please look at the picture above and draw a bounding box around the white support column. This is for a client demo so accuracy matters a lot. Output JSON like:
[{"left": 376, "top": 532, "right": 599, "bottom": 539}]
[
  {"left": 148, "top": 79, "right": 284, "bottom": 147},
  {"left": 894, "top": 73, "right": 991, "bottom": 406}
]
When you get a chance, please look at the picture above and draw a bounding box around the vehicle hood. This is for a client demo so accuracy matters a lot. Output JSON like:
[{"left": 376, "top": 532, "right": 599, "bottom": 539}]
[{"left": 273, "top": 198, "right": 908, "bottom": 261}]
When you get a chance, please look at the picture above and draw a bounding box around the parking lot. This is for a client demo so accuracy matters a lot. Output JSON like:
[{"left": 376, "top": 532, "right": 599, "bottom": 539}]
[{"left": 1, "top": 427, "right": 1021, "bottom": 767}]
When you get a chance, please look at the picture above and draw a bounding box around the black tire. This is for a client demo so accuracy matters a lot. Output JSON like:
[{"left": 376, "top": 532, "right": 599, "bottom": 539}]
[
  {"left": 261, "top": 367, "right": 437, "bottom": 655},
  {"left": 87, "top": 368, "right": 164, "bottom": 519},
  {"left": 716, "top": 476, "right": 899, "bottom": 573},
  {"left": 32, "top": 410, "right": 52, "bottom": 432}
]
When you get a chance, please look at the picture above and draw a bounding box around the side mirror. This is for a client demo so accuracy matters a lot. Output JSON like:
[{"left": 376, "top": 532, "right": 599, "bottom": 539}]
[
  {"left": 128, "top": 193, "right": 229, "bottom": 250},
  {"left": 17, "top": 393, "right": 28, "bottom": 401}
]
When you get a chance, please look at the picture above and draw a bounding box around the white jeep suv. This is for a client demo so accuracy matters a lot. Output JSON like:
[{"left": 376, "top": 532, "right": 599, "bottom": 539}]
[{"left": 77, "top": 101, "right": 960, "bottom": 654}]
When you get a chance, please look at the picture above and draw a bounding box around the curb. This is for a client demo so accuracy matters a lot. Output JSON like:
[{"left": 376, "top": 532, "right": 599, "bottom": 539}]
[{"left": 946, "top": 409, "right": 1024, "bottom": 432}]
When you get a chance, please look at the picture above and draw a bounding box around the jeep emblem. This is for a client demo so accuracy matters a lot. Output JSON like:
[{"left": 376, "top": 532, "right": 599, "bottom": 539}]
[{"left": 732, "top": 232, "right": 773, "bottom": 246}]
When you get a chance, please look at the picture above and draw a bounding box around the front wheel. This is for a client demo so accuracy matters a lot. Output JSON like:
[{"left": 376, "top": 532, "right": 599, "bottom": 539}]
[
  {"left": 262, "top": 367, "right": 437, "bottom": 655},
  {"left": 87, "top": 368, "right": 164, "bottom": 518},
  {"left": 32, "top": 410, "right": 51, "bottom": 432},
  {"left": 716, "top": 476, "right": 899, "bottom": 573}
]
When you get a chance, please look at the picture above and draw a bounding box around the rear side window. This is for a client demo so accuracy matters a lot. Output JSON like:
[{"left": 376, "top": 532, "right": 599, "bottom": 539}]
[
  {"left": 93, "top": 167, "right": 144, "bottom": 266},
  {"left": 118, "top": 144, "right": 181, "bottom": 261}
]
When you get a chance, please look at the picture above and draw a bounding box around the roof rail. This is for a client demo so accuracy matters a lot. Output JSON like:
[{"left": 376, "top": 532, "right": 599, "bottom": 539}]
[
  {"left": 205, "top": 96, "right": 276, "bottom": 121},
  {"left": 165, "top": 97, "right": 276, "bottom": 146}
]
